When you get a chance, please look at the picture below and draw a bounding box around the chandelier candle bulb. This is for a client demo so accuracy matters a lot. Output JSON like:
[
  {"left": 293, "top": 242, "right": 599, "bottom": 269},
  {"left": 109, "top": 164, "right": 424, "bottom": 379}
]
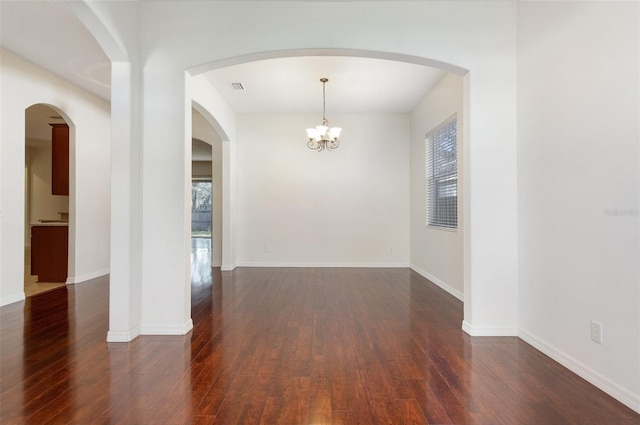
[{"left": 306, "top": 78, "right": 341, "bottom": 152}]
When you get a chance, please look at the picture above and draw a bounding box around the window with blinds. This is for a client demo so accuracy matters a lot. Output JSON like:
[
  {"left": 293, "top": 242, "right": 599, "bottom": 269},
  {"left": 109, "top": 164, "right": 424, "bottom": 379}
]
[{"left": 426, "top": 115, "right": 457, "bottom": 229}]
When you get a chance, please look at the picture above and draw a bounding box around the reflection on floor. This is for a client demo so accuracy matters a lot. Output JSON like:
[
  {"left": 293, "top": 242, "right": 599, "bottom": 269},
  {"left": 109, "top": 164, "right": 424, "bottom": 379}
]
[
  {"left": 24, "top": 246, "right": 65, "bottom": 297},
  {"left": 191, "top": 237, "right": 213, "bottom": 285},
  {"left": 24, "top": 239, "right": 212, "bottom": 298}
]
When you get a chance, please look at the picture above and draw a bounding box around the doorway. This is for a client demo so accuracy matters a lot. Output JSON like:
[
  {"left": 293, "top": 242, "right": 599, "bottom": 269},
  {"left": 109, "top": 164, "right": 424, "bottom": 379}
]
[
  {"left": 191, "top": 180, "right": 213, "bottom": 285},
  {"left": 191, "top": 180, "right": 212, "bottom": 238},
  {"left": 24, "top": 105, "right": 70, "bottom": 297}
]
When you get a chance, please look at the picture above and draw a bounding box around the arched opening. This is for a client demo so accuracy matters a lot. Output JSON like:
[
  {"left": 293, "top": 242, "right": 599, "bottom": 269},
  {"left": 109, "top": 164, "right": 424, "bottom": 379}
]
[
  {"left": 190, "top": 107, "right": 224, "bottom": 284},
  {"left": 185, "top": 49, "right": 468, "bottom": 320},
  {"left": 24, "top": 104, "right": 75, "bottom": 297},
  {"left": 188, "top": 48, "right": 467, "bottom": 77}
]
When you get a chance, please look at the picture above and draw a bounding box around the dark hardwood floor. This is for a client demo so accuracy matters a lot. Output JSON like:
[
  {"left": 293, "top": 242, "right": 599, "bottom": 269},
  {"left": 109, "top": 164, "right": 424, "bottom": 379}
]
[{"left": 1, "top": 267, "right": 639, "bottom": 424}]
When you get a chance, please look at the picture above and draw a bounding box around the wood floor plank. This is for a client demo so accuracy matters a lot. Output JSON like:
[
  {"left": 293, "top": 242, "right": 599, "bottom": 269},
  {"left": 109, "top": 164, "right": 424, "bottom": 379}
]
[
  {"left": 407, "top": 378, "right": 455, "bottom": 425},
  {"left": 188, "top": 416, "right": 215, "bottom": 425},
  {"left": 210, "top": 373, "right": 251, "bottom": 425},
  {"left": 307, "top": 377, "right": 332, "bottom": 425},
  {"left": 331, "top": 410, "right": 356, "bottom": 425},
  {"left": 395, "top": 399, "right": 428, "bottom": 425},
  {"left": 276, "top": 376, "right": 311, "bottom": 425},
  {"left": 259, "top": 397, "right": 286, "bottom": 425},
  {"left": 1, "top": 268, "right": 639, "bottom": 424},
  {"left": 235, "top": 374, "right": 272, "bottom": 425}
]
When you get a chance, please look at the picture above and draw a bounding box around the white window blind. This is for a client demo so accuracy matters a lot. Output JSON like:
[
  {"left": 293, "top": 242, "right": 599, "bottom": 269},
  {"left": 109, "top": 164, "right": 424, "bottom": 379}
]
[{"left": 426, "top": 115, "right": 457, "bottom": 229}]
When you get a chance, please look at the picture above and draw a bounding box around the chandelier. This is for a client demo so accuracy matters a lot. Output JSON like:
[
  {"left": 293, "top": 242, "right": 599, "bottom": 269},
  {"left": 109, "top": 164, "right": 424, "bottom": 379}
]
[{"left": 306, "top": 78, "right": 342, "bottom": 152}]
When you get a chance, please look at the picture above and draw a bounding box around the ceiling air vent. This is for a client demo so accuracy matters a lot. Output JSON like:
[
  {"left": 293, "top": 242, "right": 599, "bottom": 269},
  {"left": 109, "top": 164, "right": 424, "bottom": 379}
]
[{"left": 231, "top": 82, "right": 244, "bottom": 90}]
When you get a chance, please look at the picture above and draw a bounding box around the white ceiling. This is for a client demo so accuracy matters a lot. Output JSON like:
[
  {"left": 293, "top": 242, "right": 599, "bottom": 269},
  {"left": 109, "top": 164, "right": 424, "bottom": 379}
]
[
  {"left": 2, "top": 1, "right": 447, "bottom": 138},
  {"left": 203, "top": 56, "right": 445, "bottom": 114},
  {"left": 0, "top": 0, "right": 111, "bottom": 101}
]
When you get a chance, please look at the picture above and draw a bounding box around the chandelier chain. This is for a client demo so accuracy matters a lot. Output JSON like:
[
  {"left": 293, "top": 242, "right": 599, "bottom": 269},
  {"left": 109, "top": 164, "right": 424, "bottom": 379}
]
[{"left": 322, "top": 80, "right": 326, "bottom": 123}]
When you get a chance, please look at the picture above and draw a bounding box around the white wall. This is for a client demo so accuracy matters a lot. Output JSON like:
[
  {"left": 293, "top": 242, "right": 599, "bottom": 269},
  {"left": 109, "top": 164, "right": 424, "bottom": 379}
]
[
  {"left": 236, "top": 114, "right": 410, "bottom": 267},
  {"left": 410, "top": 73, "right": 464, "bottom": 300},
  {"left": 0, "top": 48, "right": 111, "bottom": 305},
  {"left": 517, "top": 1, "right": 640, "bottom": 411}
]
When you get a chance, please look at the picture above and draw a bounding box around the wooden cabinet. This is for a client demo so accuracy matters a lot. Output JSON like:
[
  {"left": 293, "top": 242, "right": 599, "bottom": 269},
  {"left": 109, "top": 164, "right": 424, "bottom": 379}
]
[
  {"left": 51, "top": 124, "right": 69, "bottom": 196},
  {"left": 31, "top": 225, "right": 68, "bottom": 282}
]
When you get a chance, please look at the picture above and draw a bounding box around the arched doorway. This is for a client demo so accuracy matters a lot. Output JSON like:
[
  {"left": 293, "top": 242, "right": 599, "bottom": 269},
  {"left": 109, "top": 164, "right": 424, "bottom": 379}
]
[
  {"left": 186, "top": 49, "right": 467, "bottom": 292},
  {"left": 191, "top": 108, "right": 224, "bottom": 269},
  {"left": 190, "top": 108, "right": 224, "bottom": 289},
  {"left": 24, "top": 104, "right": 74, "bottom": 297}
]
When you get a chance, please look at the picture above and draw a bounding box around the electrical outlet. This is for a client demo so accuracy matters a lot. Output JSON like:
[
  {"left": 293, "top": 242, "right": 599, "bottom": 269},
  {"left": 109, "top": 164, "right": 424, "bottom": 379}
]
[
  {"left": 591, "top": 321, "right": 603, "bottom": 344},
  {"left": 264, "top": 244, "right": 271, "bottom": 253}
]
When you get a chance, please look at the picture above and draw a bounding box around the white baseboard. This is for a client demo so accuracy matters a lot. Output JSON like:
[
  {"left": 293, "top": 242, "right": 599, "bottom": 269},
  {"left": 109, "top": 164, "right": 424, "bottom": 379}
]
[
  {"left": 140, "top": 319, "right": 193, "bottom": 336},
  {"left": 519, "top": 328, "right": 640, "bottom": 414},
  {"left": 236, "top": 262, "right": 410, "bottom": 268},
  {"left": 461, "top": 320, "right": 518, "bottom": 336},
  {"left": 66, "top": 268, "right": 110, "bottom": 284},
  {"left": 106, "top": 326, "right": 140, "bottom": 343},
  {"left": 1, "top": 292, "right": 26, "bottom": 307},
  {"left": 220, "top": 263, "right": 236, "bottom": 271},
  {"left": 410, "top": 264, "right": 464, "bottom": 301}
]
